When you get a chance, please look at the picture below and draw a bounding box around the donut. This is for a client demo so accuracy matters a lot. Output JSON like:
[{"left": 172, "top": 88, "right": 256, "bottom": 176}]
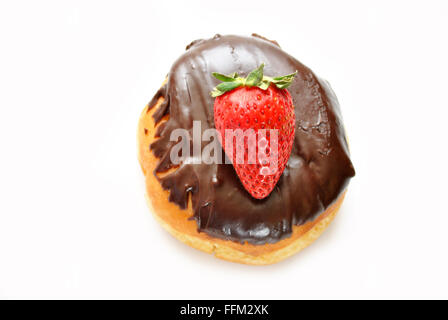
[{"left": 138, "top": 34, "right": 355, "bottom": 265}]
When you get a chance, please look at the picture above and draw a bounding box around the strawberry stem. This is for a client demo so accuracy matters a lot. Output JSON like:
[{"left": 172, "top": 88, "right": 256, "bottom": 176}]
[{"left": 210, "top": 63, "right": 297, "bottom": 97}]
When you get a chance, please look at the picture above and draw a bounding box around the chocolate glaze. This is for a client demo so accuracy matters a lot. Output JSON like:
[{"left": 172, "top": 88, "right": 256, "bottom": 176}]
[{"left": 147, "top": 34, "right": 355, "bottom": 245}]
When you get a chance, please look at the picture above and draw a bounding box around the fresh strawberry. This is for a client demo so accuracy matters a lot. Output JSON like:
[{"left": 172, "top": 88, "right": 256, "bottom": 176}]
[{"left": 211, "top": 64, "right": 296, "bottom": 199}]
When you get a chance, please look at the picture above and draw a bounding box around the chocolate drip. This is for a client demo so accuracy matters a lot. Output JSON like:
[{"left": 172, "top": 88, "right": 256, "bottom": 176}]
[{"left": 147, "top": 35, "right": 355, "bottom": 244}]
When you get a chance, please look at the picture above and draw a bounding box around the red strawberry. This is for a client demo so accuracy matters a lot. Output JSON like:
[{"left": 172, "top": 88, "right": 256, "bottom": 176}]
[{"left": 211, "top": 64, "right": 296, "bottom": 199}]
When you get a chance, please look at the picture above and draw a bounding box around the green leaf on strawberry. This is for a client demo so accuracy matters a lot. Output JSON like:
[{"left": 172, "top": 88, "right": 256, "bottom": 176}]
[
  {"left": 211, "top": 72, "right": 239, "bottom": 82},
  {"left": 210, "top": 81, "right": 242, "bottom": 97},
  {"left": 210, "top": 63, "right": 297, "bottom": 97},
  {"left": 245, "top": 63, "right": 265, "bottom": 87}
]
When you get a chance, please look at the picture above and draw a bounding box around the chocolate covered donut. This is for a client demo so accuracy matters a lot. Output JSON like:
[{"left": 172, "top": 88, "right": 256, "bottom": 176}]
[{"left": 138, "top": 34, "right": 355, "bottom": 264}]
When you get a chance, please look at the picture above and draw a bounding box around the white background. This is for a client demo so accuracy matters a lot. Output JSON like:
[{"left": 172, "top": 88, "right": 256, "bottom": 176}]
[{"left": 0, "top": 0, "right": 447, "bottom": 299}]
